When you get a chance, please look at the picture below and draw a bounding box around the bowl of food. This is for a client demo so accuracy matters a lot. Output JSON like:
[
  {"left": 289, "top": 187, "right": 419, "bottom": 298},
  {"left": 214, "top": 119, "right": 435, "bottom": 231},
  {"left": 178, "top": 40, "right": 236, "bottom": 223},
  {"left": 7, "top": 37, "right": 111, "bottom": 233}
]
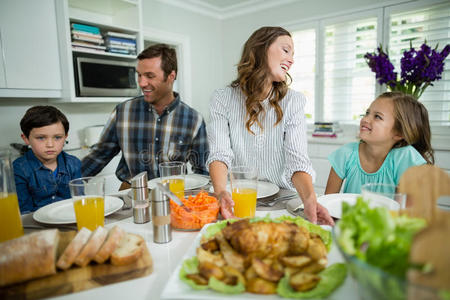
[
  {"left": 332, "top": 198, "right": 446, "bottom": 300},
  {"left": 169, "top": 189, "right": 220, "bottom": 231}
]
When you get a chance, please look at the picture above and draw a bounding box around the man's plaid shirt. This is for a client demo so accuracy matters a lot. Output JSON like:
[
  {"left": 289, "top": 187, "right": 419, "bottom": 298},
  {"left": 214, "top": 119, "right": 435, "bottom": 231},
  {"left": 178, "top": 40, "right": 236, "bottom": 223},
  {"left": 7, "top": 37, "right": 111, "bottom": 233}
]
[{"left": 81, "top": 93, "right": 209, "bottom": 182}]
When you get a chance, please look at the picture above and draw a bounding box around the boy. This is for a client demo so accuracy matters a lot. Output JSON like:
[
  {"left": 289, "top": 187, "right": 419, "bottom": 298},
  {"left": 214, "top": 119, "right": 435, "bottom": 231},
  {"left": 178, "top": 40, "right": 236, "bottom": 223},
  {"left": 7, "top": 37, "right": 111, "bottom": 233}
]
[{"left": 13, "top": 106, "right": 81, "bottom": 213}]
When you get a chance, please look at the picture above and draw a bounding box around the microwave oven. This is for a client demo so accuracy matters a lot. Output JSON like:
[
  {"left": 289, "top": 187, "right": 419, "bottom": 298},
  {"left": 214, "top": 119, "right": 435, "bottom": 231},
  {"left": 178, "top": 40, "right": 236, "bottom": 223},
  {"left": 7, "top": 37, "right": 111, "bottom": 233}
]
[{"left": 74, "top": 56, "right": 140, "bottom": 97}]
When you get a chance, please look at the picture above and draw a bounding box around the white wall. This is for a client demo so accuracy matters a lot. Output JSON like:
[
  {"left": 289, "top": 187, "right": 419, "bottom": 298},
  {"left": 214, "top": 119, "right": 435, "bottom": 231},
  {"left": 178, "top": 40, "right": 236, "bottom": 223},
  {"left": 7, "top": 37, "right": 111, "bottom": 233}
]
[{"left": 141, "top": 0, "right": 223, "bottom": 121}]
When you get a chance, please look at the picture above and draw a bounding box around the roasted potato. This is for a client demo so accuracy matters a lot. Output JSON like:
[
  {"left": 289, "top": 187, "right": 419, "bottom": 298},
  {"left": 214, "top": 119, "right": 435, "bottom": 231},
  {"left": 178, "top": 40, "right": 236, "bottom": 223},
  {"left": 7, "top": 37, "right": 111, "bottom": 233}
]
[
  {"left": 215, "top": 231, "right": 245, "bottom": 272},
  {"left": 301, "top": 258, "right": 327, "bottom": 274},
  {"left": 197, "top": 247, "right": 225, "bottom": 267},
  {"left": 186, "top": 273, "right": 208, "bottom": 285},
  {"left": 306, "top": 236, "right": 327, "bottom": 261},
  {"left": 289, "top": 226, "right": 310, "bottom": 254},
  {"left": 244, "top": 265, "right": 258, "bottom": 281},
  {"left": 223, "top": 265, "right": 246, "bottom": 286},
  {"left": 289, "top": 272, "right": 320, "bottom": 292},
  {"left": 280, "top": 255, "right": 312, "bottom": 268},
  {"left": 201, "top": 238, "right": 219, "bottom": 252},
  {"left": 246, "top": 277, "right": 277, "bottom": 294},
  {"left": 252, "top": 257, "right": 284, "bottom": 282},
  {"left": 198, "top": 261, "right": 225, "bottom": 280}
]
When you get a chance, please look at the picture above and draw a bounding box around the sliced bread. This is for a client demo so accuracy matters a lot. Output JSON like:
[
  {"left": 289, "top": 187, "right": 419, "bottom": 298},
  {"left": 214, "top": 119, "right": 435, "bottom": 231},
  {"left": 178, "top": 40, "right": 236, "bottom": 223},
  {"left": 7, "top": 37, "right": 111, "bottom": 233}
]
[
  {"left": 94, "top": 226, "right": 125, "bottom": 264},
  {"left": 56, "top": 227, "right": 92, "bottom": 270},
  {"left": 110, "top": 233, "right": 145, "bottom": 266},
  {"left": 0, "top": 229, "right": 59, "bottom": 287},
  {"left": 74, "top": 226, "right": 108, "bottom": 267}
]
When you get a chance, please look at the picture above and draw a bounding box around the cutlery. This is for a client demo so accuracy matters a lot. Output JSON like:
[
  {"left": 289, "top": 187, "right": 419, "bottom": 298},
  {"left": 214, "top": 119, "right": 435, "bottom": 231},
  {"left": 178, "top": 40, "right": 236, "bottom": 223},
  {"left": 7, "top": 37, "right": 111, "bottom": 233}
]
[
  {"left": 156, "top": 182, "right": 191, "bottom": 212},
  {"left": 285, "top": 199, "right": 305, "bottom": 216},
  {"left": 257, "top": 194, "right": 298, "bottom": 207}
]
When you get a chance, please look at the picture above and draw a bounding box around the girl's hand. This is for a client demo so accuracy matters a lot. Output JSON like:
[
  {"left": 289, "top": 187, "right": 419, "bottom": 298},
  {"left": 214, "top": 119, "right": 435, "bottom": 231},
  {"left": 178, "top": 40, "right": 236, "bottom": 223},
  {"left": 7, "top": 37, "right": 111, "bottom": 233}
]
[
  {"left": 217, "top": 190, "right": 235, "bottom": 219},
  {"left": 304, "top": 200, "right": 335, "bottom": 226}
]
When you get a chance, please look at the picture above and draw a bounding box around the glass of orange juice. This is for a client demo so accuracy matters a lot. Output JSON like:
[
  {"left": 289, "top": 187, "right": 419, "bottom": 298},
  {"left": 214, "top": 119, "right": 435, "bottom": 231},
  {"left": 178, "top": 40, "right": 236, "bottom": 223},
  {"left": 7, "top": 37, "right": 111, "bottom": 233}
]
[
  {"left": 159, "top": 161, "right": 186, "bottom": 200},
  {"left": 0, "top": 149, "right": 23, "bottom": 242},
  {"left": 69, "top": 177, "right": 105, "bottom": 231},
  {"left": 230, "top": 166, "right": 258, "bottom": 218}
]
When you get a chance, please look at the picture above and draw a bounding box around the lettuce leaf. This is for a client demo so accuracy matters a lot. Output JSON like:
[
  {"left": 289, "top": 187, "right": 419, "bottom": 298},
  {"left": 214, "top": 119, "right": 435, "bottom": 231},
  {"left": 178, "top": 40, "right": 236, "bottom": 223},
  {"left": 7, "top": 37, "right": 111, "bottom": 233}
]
[
  {"left": 208, "top": 277, "right": 245, "bottom": 294},
  {"left": 277, "top": 263, "right": 347, "bottom": 298},
  {"left": 179, "top": 256, "right": 209, "bottom": 290},
  {"left": 338, "top": 197, "right": 426, "bottom": 278}
]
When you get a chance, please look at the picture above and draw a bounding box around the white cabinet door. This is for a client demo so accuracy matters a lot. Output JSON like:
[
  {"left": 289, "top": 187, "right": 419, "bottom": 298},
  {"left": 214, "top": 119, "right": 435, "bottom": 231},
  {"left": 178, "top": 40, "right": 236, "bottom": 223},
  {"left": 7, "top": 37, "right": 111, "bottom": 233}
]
[{"left": 0, "top": 0, "right": 61, "bottom": 94}]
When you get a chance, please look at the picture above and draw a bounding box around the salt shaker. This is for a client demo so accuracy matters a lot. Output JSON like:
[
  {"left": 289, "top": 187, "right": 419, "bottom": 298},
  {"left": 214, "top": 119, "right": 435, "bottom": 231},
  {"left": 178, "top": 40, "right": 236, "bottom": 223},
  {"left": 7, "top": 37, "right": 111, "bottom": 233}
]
[
  {"left": 130, "top": 172, "right": 151, "bottom": 224},
  {"left": 151, "top": 183, "right": 172, "bottom": 243}
]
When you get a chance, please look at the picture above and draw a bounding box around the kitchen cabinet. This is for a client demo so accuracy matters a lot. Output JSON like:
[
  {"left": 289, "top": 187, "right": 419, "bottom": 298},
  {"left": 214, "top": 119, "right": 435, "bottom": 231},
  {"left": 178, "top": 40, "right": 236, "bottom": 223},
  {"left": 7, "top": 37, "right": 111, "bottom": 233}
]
[
  {"left": 55, "top": 0, "right": 144, "bottom": 103},
  {"left": 0, "top": 0, "right": 62, "bottom": 98}
]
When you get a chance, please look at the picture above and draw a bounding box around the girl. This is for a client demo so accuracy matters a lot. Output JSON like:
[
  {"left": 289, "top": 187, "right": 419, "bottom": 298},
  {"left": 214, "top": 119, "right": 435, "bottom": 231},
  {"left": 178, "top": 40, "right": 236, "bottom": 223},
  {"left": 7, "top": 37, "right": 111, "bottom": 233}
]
[
  {"left": 207, "top": 26, "right": 334, "bottom": 225},
  {"left": 325, "top": 92, "right": 433, "bottom": 194}
]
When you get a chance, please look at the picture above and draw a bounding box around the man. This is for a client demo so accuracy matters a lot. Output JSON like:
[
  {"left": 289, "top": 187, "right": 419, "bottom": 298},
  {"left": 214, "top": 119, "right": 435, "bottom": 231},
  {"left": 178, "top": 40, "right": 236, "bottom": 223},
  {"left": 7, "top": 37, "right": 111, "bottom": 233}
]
[{"left": 82, "top": 44, "right": 209, "bottom": 189}]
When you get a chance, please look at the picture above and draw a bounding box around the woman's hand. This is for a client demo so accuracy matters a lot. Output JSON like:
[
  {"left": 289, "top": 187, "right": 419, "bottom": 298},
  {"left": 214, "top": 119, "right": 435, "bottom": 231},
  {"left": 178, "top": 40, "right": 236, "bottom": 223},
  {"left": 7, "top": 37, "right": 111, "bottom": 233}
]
[
  {"left": 303, "top": 199, "right": 334, "bottom": 226},
  {"left": 217, "top": 190, "right": 235, "bottom": 219}
]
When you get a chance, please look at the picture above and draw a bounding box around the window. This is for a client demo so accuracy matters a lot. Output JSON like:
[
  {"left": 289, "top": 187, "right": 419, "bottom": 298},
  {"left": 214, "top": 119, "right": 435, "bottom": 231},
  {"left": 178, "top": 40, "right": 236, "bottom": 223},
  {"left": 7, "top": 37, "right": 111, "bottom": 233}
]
[
  {"left": 291, "top": 29, "right": 316, "bottom": 120},
  {"left": 323, "top": 17, "right": 377, "bottom": 122},
  {"left": 289, "top": 0, "right": 450, "bottom": 127},
  {"left": 389, "top": 2, "right": 450, "bottom": 126}
]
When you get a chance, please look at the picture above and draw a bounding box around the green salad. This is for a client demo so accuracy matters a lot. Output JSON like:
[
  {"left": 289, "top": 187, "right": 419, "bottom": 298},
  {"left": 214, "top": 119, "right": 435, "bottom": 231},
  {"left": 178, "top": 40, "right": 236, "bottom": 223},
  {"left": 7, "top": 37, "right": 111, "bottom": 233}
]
[
  {"left": 337, "top": 197, "right": 431, "bottom": 300},
  {"left": 338, "top": 198, "right": 426, "bottom": 278},
  {"left": 179, "top": 215, "right": 347, "bottom": 298}
]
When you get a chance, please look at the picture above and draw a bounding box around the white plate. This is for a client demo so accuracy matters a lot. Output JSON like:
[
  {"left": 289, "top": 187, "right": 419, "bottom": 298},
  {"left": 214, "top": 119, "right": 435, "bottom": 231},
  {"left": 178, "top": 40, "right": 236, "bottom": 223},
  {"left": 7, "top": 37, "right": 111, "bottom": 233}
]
[
  {"left": 317, "top": 193, "right": 400, "bottom": 219},
  {"left": 148, "top": 174, "right": 209, "bottom": 190},
  {"left": 33, "top": 196, "right": 124, "bottom": 224},
  {"left": 209, "top": 181, "right": 280, "bottom": 199},
  {"left": 160, "top": 222, "right": 352, "bottom": 300}
]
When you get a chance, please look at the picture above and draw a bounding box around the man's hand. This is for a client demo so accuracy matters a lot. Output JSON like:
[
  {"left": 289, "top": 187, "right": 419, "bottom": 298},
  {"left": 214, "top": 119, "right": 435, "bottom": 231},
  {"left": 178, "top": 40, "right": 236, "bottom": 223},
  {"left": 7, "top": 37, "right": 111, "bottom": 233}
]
[{"left": 217, "top": 190, "right": 235, "bottom": 219}]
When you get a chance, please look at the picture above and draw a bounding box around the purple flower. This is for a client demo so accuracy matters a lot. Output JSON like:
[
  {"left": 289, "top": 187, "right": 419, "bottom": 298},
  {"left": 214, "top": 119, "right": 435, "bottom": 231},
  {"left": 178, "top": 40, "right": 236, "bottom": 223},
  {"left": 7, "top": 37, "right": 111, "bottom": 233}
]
[
  {"left": 364, "top": 47, "right": 397, "bottom": 89},
  {"left": 366, "top": 42, "right": 450, "bottom": 99}
]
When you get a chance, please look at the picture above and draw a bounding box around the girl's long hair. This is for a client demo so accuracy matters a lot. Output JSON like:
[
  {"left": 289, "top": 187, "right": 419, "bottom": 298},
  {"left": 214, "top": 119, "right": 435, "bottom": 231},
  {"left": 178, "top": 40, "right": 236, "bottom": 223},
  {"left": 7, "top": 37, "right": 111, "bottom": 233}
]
[
  {"left": 381, "top": 92, "right": 435, "bottom": 164},
  {"left": 231, "top": 26, "right": 292, "bottom": 134}
]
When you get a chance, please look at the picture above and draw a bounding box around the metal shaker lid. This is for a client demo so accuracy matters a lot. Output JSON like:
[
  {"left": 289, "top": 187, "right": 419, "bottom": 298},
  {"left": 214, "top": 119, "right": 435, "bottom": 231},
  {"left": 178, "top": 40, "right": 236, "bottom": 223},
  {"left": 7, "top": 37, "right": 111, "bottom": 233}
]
[
  {"left": 131, "top": 171, "right": 148, "bottom": 188},
  {"left": 152, "top": 182, "right": 169, "bottom": 202},
  {"left": 131, "top": 171, "right": 148, "bottom": 202}
]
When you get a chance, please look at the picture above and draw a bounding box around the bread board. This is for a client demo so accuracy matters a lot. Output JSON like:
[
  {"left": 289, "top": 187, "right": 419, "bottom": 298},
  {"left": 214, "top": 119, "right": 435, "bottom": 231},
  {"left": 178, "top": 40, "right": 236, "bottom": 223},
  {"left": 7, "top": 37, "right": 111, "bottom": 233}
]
[{"left": 0, "top": 231, "right": 153, "bottom": 300}]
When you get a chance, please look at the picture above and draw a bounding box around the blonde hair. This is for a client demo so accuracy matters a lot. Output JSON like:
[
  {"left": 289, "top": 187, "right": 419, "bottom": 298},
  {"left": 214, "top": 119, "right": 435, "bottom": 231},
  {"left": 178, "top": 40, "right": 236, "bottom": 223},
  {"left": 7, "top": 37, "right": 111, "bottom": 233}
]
[
  {"left": 378, "top": 92, "right": 434, "bottom": 164},
  {"left": 231, "top": 26, "right": 292, "bottom": 134}
]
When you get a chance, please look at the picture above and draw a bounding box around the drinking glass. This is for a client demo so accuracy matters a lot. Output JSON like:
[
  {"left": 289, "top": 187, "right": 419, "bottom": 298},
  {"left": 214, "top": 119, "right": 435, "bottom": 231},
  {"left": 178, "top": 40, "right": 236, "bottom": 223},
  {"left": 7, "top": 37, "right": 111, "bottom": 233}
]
[
  {"left": 159, "top": 161, "right": 186, "bottom": 200},
  {"left": 0, "top": 149, "right": 23, "bottom": 242},
  {"left": 230, "top": 166, "right": 258, "bottom": 218},
  {"left": 361, "top": 183, "right": 406, "bottom": 212},
  {"left": 69, "top": 177, "right": 105, "bottom": 231}
]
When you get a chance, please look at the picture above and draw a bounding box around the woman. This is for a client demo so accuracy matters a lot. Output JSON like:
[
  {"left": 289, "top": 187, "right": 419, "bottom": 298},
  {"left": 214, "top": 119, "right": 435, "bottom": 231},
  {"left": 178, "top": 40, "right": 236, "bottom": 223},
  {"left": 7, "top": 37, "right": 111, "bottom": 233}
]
[{"left": 207, "top": 26, "right": 334, "bottom": 225}]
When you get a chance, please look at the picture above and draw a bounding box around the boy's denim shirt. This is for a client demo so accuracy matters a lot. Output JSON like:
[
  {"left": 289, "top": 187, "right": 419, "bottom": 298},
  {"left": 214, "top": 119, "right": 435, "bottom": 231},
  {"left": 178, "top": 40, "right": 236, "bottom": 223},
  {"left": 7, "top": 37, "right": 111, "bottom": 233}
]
[{"left": 13, "top": 150, "right": 81, "bottom": 214}]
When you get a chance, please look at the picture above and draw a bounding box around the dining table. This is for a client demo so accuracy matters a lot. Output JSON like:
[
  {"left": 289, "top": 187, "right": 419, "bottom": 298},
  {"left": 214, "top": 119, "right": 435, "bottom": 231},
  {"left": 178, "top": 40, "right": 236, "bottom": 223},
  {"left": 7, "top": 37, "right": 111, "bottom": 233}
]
[{"left": 19, "top": 185, "right": 360, "bottom": 300}]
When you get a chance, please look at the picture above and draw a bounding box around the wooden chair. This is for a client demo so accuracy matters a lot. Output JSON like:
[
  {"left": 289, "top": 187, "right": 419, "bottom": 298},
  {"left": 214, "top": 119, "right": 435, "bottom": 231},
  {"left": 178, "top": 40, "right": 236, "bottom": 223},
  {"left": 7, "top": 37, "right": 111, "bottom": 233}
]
[{"left": 398, "top": 164, "right": 450, "bottom": 224}]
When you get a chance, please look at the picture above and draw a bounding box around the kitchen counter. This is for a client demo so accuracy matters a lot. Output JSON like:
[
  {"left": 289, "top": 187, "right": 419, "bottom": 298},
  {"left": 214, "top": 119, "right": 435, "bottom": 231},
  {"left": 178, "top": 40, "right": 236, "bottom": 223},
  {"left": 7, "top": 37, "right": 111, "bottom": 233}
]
[{"left": 44, "top": 209, "right": 358, "bottom": 300}]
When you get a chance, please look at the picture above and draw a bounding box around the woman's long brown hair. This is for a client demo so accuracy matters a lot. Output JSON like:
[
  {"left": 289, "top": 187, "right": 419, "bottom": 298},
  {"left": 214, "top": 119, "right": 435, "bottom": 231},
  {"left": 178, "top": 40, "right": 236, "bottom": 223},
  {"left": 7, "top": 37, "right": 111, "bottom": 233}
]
[
  {"left": 231, "top": 26, "right": 292, "bottom": 134},
  {"left": 381, "top": 92, "right": 435, "bottom": 164}
]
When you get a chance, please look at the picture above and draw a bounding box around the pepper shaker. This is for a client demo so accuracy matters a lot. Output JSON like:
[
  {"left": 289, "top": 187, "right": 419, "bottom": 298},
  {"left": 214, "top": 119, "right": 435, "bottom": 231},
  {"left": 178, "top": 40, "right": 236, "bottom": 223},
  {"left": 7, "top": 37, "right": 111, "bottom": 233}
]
[
  {"left": 130, "top": 172, "right": 151, "bottom": 224},
  {"left": 151, "top": 183, "right": 172, "bottom": 243}
]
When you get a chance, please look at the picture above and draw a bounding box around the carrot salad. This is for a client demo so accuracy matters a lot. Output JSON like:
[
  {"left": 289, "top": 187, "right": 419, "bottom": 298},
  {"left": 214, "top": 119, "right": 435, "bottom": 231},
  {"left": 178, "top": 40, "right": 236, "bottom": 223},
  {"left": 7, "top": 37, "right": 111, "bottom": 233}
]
[{"left": 170, "top": 191, "right": 220, "bottom": 230}]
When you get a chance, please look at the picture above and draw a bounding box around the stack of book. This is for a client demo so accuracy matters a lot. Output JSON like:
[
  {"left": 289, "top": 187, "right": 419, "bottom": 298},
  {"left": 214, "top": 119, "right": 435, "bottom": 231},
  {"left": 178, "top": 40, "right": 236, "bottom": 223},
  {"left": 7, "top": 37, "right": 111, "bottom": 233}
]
[
  {"left": 71, "top": 23, "right": 106, "bottom": 53},
  {"left": 312, "top": 122, "right": 341, "bottom": 138},
  {"left": 104, "top": 32, "right": 137, "bottom": 55}
]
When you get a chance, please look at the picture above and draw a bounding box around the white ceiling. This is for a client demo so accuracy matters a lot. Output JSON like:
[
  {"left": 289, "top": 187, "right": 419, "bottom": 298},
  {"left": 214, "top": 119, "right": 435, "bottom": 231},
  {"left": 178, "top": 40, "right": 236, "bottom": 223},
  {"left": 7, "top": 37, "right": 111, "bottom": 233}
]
[{"left": 155, "top": 0, "right": 300, "bottom": 20}]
